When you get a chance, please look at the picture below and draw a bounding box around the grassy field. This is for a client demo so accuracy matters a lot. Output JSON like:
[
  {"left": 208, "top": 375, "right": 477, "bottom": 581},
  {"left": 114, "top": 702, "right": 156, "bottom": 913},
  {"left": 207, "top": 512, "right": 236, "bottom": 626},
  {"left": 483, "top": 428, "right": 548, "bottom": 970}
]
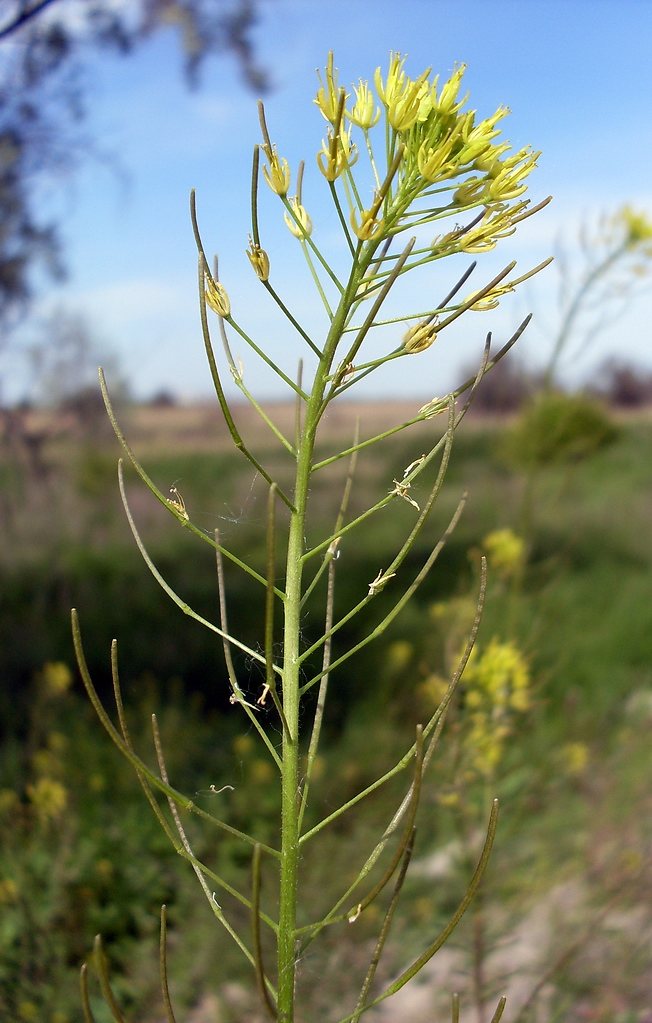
[{"left": 2, "top": 398, "right": 652, "bottom": 1023}]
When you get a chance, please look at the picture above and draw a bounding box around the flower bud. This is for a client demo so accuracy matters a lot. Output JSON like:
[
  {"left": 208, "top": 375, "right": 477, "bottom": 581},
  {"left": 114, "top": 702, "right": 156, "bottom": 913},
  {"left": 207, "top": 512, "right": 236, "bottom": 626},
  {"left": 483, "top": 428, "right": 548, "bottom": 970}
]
[{"left": 347, "top": 80, "right": 381, "bottom": 129}]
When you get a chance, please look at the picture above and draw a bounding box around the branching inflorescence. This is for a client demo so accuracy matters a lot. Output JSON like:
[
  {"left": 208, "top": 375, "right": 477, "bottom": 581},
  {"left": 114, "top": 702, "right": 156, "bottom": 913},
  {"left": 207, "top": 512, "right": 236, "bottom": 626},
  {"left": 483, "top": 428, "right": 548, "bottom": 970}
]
[{"left": 73, "top": 52, "right": 551, "bottom": 1023}]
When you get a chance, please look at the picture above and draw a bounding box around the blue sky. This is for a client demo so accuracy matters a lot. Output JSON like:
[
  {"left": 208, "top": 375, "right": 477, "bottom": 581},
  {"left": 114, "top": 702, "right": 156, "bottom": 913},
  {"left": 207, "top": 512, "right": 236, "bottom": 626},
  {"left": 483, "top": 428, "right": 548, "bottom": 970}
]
[{"left": 11, "top": 0, "right": 652, "bottom": 402}]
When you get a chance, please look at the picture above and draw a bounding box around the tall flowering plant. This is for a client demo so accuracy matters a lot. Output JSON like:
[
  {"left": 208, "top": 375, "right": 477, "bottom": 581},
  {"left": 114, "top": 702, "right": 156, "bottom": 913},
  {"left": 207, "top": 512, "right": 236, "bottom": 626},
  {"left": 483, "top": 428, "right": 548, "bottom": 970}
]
[{"left": 73, "top": 52, "right": 550, "bottom": 1023}]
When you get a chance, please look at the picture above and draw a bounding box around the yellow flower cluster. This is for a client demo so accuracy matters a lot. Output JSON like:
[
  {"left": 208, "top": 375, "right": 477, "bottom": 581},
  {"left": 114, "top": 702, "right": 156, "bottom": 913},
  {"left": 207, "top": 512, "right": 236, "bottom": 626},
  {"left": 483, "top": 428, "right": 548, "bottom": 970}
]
[
  {"left": 462, "top": 637, "right": 530, "bottom": 776},
  {"left": 310, "top": 52, "right": 542, "bottom": 252}
]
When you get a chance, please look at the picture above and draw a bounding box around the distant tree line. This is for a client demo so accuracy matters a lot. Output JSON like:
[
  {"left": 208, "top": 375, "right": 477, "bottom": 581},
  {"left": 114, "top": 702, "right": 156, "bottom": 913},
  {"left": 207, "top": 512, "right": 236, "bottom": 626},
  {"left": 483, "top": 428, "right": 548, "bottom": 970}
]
[{"left": 0, "top": 0, "right": 268, "bottom": 333}]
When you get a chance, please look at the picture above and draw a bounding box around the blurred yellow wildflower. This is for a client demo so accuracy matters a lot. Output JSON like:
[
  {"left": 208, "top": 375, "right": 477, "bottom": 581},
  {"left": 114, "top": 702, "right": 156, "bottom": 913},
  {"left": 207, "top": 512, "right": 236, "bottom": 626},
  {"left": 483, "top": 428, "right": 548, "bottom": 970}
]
[
  {"left": 483, "top": 528, "right": 526, "bottom": 579},
  {"left": 0, "top": 877, "right": 18, "bottom": 903},
  {"left": 233, "top": 733, "right": 255, "bottom": 758},
  {"left": 619, "top": 205, "right": 652, "bottom": 249},
  {"left": 385, "top": 639, "right": 413, "bottom": 673},
  {"left": 562, "top": 742, "right": 589, "bottom": 775},
  {"left": 27, "top": 777, "right": 67, "bottom": 821},
  {"left": 250, "top": 758, "right": 275, "bottom": 785},
  {"left": 462, "top": 637, "right": 531, "bottom": 776},
  {"left": 42, "top": 661, "right": 72, "bottom": 696}
]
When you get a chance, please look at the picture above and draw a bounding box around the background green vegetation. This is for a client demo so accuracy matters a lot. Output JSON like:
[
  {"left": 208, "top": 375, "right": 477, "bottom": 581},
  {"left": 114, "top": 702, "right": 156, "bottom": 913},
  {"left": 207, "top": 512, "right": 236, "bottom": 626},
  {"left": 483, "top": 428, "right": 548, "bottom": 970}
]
[{"left": 2, "top": 398, "right": 652, "bottom": 1022}]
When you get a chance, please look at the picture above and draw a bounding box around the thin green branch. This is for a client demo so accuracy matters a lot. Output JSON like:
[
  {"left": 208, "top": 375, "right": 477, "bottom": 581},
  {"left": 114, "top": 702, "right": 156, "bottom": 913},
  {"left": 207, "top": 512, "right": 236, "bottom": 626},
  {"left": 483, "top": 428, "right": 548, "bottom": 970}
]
[
  {"left": 299, "top": 404, "right": 455, "bottom": 665},
  {"left": 195, "top": 257, "right": 297, "bottom": 509},
  {"left": 113, "top": 644, "right": 269, "bottom": 915},
  {"left": 153, "top": 712, "right": 278, "bottom": 960},
  {"left": 312, "top": 410, "right": 442, "bottom": 474},
  {"left": 347, "top": 725, "right": 423, "bottom": 920},
  {"left": 218, "top": 308, "right": 295, "bottom": 455},
  {"left": 215, "top": 530, "right": 283, "bottom": 768},
  {"left": 327, "top": 237, "right": 416, "bottom": 400},
  {"left": 159, "top": 907, "right": 179, "bottom": 1023},
  {"left": 94, "top": 935, "right": 127, "bottom": 1023},
  {"left": 225, "top": 310, "right": 311, "bottom": 399},
  {"left": 263, "top": 485, "right": 291, "bottom": 739},
  {"left": 299, "top": 235, "right": 334, "bottom": 319},
  {"left": 280, "top": 196, "right": 345, "bottom": 295},
  {"left": 300, "top": 558, "right": 486, "bottom": 847},
  {"left": 454, "top": 315, "right": 533, "bottom": 399},
  {"left": 298, "top": 729, "right": 423, "bottom": 949},
  {"left": 80, "top": 965, "right": 97, "bottom": 1023},
  {"left": 329, "top": 179, "right": 356, "bottom": 256},
  {"left": 71, "top": 610, "right": 280, "bottom": 858},
  {"left": 99, "top": 367, "right": 278, "bottom": 592},
  {"left": 111, "top": 641, "right": 266, "bottom": 915},
  {"left": 301, "top": 493, "right": 466, "bottom": 693},
  {"left": 336, "top": 800, "right": 499, "bottom": 1022},
  {"left": 252, "top": 845, "right": 279, "bottom": 1019},
  {"left": 351, "top": 829, "right": 416, "bottom": 1023},
  {"left": 298, "top": 429, "right": 358, "bottom": 832},
  {"left": 118, "top": 460, "right": 281, "bottom": 674},
  {"left": 262, "top": 280, "right": 323, "bottom": 356}
]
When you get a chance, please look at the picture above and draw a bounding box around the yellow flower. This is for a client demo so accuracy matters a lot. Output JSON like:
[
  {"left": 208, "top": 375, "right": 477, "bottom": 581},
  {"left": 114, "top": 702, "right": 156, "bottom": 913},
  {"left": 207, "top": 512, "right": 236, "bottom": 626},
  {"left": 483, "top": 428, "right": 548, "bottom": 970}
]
[
  {"left": 317, "top": 126, "right": 357, "bottom": 181},
  {"left": 350, "top": 207, "right": 384, "bottom": 241},
  {"left": 465, "top": 282, "right": 515, "bottom": 311},
  {"left": 452, "top": 177, "right": 489, "bottom": 206},
  {"left": 387, "top": 70, "right": 432, "bottom": 133},
  {"left": 314, "top": 51, "right": 347, "bottom": 124},
  {"left": 347, "top": 80, "right": 380, "bottom": 129},
  {"left": 205, "top": 277, "right": 231, "bottom": 317},
  {"left": 262, "top": 145, "right": 291, "bottom": 196},
  {"left": 432, "top": 63, "right": 468, "bottom": 114},
  {"left": 417, "top": 137, "right": 456, "bottom": 183},
  {"left": 246, "top": 237, "right": 270, "bottom": 281},
  {"left": 284, "top": 197, "right": 313, "bottom": 238},
  {"left": 374, "top": 52, "right": 408, "bottom": 108}
]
